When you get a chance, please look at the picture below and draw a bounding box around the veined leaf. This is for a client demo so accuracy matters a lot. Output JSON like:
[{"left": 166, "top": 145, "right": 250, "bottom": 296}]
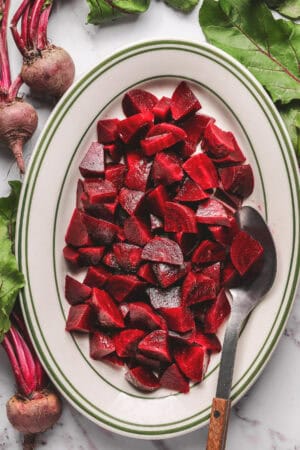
[
  {"left": 279, "top": 102, "right": 300, "bottom": 160},
  {"left": 265, "top": 0, "right": 300, "bottom": 19},
  {"left": 164, "top": 0, "right": 199, "bottom": 13},
  {"left": 87, "top": 0, "right": 123, "bottom": 24},
  {"left": 199, "top": 0, "right": 300, "bottom": 105},
  {"left": 108, "top": 0, "right": 150, "bottom": 14},
  {"left": 0, "top": 180, "right": 22, "bottom": 241}
]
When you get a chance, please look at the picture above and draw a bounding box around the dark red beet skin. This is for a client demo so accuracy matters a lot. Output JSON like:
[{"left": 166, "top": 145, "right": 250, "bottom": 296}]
[{"left": 64, "top": 81, "right": 261, "bottom": 394}]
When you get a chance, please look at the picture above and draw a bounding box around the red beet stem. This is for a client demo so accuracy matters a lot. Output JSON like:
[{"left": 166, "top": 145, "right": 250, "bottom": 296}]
[
  {"left": 0, "top": 0, "right": 11, "bottom": 90},
  {"left": 10, "top": 0, "right": 30, "bottom": 55},
  {"left": 21, "top": 1, "right": 31, "bottom": 49},
  {"left": 8, "top": 74, "right": 23, "bottom": 100},
  {"left": 2, "top": 333, "right": 31, "bottom": 397},
  {"left": 9, "top": 327, "right": 37, "bottom": 395},
  {"left": 37, "top": 3, "right": 52, "bottom": 50},
  {"left": 28, "top": 0, "right": 45, "bottom": 50}
]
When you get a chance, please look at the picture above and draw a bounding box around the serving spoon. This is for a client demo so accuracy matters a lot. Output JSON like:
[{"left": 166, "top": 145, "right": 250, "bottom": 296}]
[{"left": 206, "top": 206, "right": 277, "bottom": 450}]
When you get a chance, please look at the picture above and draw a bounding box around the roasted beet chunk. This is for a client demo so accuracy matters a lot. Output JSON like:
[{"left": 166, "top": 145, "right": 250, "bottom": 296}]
[
  {"left": 183, "top": 153, "right": 218, "bottom": 190},
  {"left": 192, "top": 240, "right": 226, "bottom": 264},
  {"left": 230, "top": 231, "right": 264, "bottom": 275},
  {"left": 152, "top": 96, "right": 171, "bottom": 121},
  {"left": 138, "top": 330, "right": 171, "bottom": 362},
  {"left": 106, "top": 274, "right": 146, "bottom": 302},
  {"left": 141, "top": 123, "right": 186, "bottom": 156},
  {"left": 78, "top": 246, "right": 105, "bottom": 266},
  {"left": 164, "top": 202, "right": 197, "bottom": 233},
  {"left": 175, "top": 177, "right": 208, "bottom": 202},
  {"left": 125, "top": 366, "right": 160, "bottom": 392},
  {"left": 124, "top": 216, "right": 152, "bottom": 246},
  {"left": 124, "top": 151, "right": 152, "bottom": 192},
  {"left": 83, "top": 179, "right": 117, "bottom": 204},
  {"left": 90, "top": 288, "right": 125, "bottom": 328},
  {"left": 65, "top": 208, "right": 90, "bottom": 247},
  {"left": 195, "top": 198, "right": 230, "bottom": 227},
  {"left": 118, "top": 111, "right": 153, "bottom": 143},
  {"left": 113, "top": 243, "right": 142, "bottom": 272},
  {"left": 114, "top": 329, "right": 145, "bottom": 358},
  {"left": 152, "top": 152, "right": 184, "bottom": 186},
  {"left": 63, "top": 246, "right": 80, "bottom": 265},
  {"left": 83, "top": 213, "right": 119, "bottom": 245},
  {"left": 159, "top": 307, "right": 195, "bottom": 333},
  {"left": 65, "top": 304, "right": 92, "bottom": 333},
  {"left": 127, "top": 303, "right": 165, "bottom": 330},
  {"left": 204, "top": 288, "right": 231, "bottom": 333},
  {"left": 142, "top": 237, "right": 184, "bottom": 265},
  {"left": 90, "top": 331, "right": 115, "bottom": 359},
  {"left": 119, "top": 188, "right": 144, "bottom": 216},
  {"left": 219, "top": 164, "right": 254, "bottom": 198},
  {"left": 191, "top": 331, "right": 221, "bottom": 354},
  {"left": 146, "top": 185, "right": 168, "bottom": 217},
  {"left": 180, "top": 114, "right": 214, "bottom": 157},
  {"left": 153, "top": 263, "right": 189, "bottom": 288},
  {"left": 182, "top": 272, "right": 217, "bottom": 306},
  {"left": 170, "top": 81, "right": 201, "bottom": 121},
  {"left": 174, "top": 344, "right": 208, "bottom": 382},
  {"left": 160, "top": 363, "right": 189, "bottom": 393},
  {"left": 83, "top": 265, "right": 111, "bottom": 288},
  {"left": 122, "top": 89, "right": 158, "bottom": 117},
  {"left": 97, "top": 118, "right": 119, "bottom": 144},
  {"left": 148, "top": 286, "right": 181, "bottom": 309},
  {"left": 79, "top": 142, "right": 105, "bottom": 178},
  {"left": 105, "top": 163, "right": 127, "bottom": 190},
  {"left": 65, "top": 275, "right": 92, "bottom": 305}
]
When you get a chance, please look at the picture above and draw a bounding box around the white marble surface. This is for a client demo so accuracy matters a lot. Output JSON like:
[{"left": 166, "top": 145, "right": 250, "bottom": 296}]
[{"left": 0, "top": 1, "right": 300, "bottom": 448}]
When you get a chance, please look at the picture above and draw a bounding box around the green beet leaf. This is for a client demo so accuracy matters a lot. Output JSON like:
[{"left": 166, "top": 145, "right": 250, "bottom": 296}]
[
  {"left": 265, "top": 0, "right": 300, "bottom": 19},
  {"left": 199, "top": 0, "right": 300, "bottom": 105},
  {"left": 164, "top": 0, "right": 199, "bottom": 12},
  {"left": 87, "top": 0, "right": 123, "bottom": 24},
  {"left": 279, "top": 102, "right": 300, "bottom": 160},
  {"left": 108, "top": 0, "right": 150, "bottom": 14},
  {"left": 0, "top": 182, "right": 25, "bottom": 342}
]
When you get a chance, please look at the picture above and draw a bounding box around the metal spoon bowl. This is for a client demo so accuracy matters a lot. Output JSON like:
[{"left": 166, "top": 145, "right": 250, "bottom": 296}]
[{"left": 206, "top": 206, "right": 277, "bottom": 450}]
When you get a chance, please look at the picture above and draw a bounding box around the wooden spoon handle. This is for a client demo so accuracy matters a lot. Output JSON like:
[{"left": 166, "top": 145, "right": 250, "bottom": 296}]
[{"left": 206, "top": 397, "right": 231, "bottom": 450}]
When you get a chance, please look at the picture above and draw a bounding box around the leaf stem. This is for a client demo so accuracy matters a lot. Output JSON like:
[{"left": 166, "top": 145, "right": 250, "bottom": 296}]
[
  {"left": 28, "top": 0, "right": 45, "bottom": 50},
  {"left": 37, "top": 2, "right": 51, "bottom": 50},
  {"left": 10, "top": 0, "right": 31, "bottom": 55},
  {"left": 0, "top": 0, "right": 11, "bottom": 90}
]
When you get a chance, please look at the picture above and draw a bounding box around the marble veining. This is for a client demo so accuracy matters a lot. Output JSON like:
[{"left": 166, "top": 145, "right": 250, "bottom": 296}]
[{"left": 0, "top": 0, "right": 299, "bottom": 448}]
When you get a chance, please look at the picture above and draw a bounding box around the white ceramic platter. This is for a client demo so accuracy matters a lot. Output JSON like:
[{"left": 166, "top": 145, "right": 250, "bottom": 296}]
[{"left": 16, "top": 40, "right": 300, "bottom": 439}]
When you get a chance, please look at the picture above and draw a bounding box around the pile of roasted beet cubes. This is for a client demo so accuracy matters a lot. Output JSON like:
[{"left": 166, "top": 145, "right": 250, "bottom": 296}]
[{"left": 63, "top": 82, "right": 264, "bottom": 394}]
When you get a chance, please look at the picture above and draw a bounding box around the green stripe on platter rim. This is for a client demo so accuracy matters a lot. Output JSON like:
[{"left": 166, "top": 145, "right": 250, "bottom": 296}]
[
  {"left": 52, "top": 73, "right": 265, "bottom": 401},
  {"left": 16, "top": 40, "right": 300, "bottom": 435}
]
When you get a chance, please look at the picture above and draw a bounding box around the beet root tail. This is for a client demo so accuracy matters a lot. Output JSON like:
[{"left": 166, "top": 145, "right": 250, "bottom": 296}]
[
  {"left": 23, "top": 433, "right": 36, "bottom": 450},
  {"left": 11, "top": 140, "right": 25, "bottom": 174}
]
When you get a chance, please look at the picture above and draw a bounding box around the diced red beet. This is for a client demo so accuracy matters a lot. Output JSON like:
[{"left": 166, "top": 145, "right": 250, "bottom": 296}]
[
  {"left": 83, "top": 179, "right": 117, "bottom": 204},
  {"left": 82, "top": 197, "right": 117, "bottom": 222},
  {"left": 207, "top": 132, "right": 246, "bottom": 166},
  {"left": 204, "top": 288, "right": 231, "bottom": 333},
  {"left": 175, "top": 177, "right": 209, "bottom": 202},
  {"left": 102, "top": 353, "right": 124, "bottom": 367},
  {"left": 191, "top": 331, "right": 221, "bottom": 354},
  {"left": 174, "top": 344, "right": 208, "bottom": 382},
  {"left": 170, "top": 81, "right": 201, "bottom": 121},
  {"left": 103, "top": 142, "right": 122, "bottom": 163},
  {"left": 135, "top": 353, "right": 161, "bottom": 370},
  {"left": 201, "top": 263, "right": 221, "bottom": 292},
  {"left": 125, "top": 366, "right": 160, "bottom": 392},
  {"left": 147, "top": 185, "right": 169, "bottom": 217},
  {"left": 118, "top": 111, "right": 153, "bottom": 144},
  {"left": 105, "top": 164, "right": 127, "bottom": 190},
  {"left": 164, "top": 202, "right": 197, "bottom": 233},
  {"left": 106, "top": 274, "right": 146, "bottom": 302},
  {"left": 141, "top": 123, "right": 187, "bottom": 156},
  {"left": 230, "top": 230, "right": 264, "bottom": 276},
  {"left": 65, "top": 209, "right": 90, "bottom": 247},
  {"left": 152, "top": 96, "right": 171, "bottom": 121},
  {"left": 182, "top": 154, "right": 218, "bottom": 190},
  {"left": 65, "top": 304, "right": 92, "bottom": 333},
  {"left": 89, "top": 331, "right": 115, "bottom": 359},
  {"left": 215, "top": 187, "right": 243, "bottom": 212},
  {"left": 192, "top": 240, "right": 226, "bottom": 264},
  {"left": 127, "top": 303, "right": 166, "bottom": 330},
  {"left": 173, "top": 232, "right": 200, "bottom": 257},
  {"left": 78, "top": 246, "right": 105, "bottom": 266},
  {"left": 159, "top": 307, "right": 194, "bottom": 333},
  {"left": 168, "top": 329, "right": 195, "bottom": 344},
  {"left": 138, "top": 263, "right": 157, "bottom": 285},
  {"left": 195, "top": 198, "right": 230, "bottom": 227},
  {"left": 76, "top": 179, "right": 84, "bottom": 211},
  {"left": 150, "top": 214, "right": 163, "bottom": 232},
  {"left": 119, "top": 188, "right": 144, "bottom": 216},
  {"left": 221, "top": 260, "right": 239, "bottom": 287},
  {"left": 102, "top": 251, "right": 120, "bottom": 270},
  {"left": 180, "top": 114, "right": 214, "bottom": 146},
  {"left": 153, "top": 263, "right": 189, "bottom": 288},
  {"left": 113, "top": 243, "right": 142, "bottom": 273},
  {"left": 90, "top": 288, "right": 125, "bottom": 328},
  {"left": 124, "top": 151, "right": 152, "bottom": 192},
  {"left": 152, "top": 152, "right": 184, "bottom": 186},
  {"left": 220, "top": 164, "right": 254, "bottom": 198},
  {"left": 160, "top": 363, "right": 189, "bottom": 393},
  {"left": 114, "top": 329, "right": 145, "bottom": 357},
  {"left": 148, "top": 286, "right": 181, "bottom": 309},
  {"left": 202, "top": 121, "right": 236, "bottom": 158},
  {"left": 142, "top": 237, "right": 184, "bottom": 265},
  {"left": 79, "top": 142, "right": 105, "bottom": 178},
  {"left": 208, "top": 225, "right": 234, "bottom": 247},
  {"left": 83, "top": 265, "right": 111, "bottom": 288},
  {"left": 97, "top": 118, "right": 119, "bottom": 144},
  {"left": 119, "top": 303, "right": 130, "bottom": 319},
  {"left": 122, "top": 89, "right": 158, "bottom": 117},
  {"left": 138, "top": 330, "right": 171, "bottom": 362},
  {"left": 63, "top": 246, "right": 80, "bottom": 265},
  {"left": 65, "top": 275, "right": 92, "bottom": 305},
  {"left": 124, "top": 216, "right": 152, "bottom": 246},
  {"left": 83, "top": 213, "right": 119, "bottom": 245},
  {"left": 182, "top": 272, "right": 217, "bottom": 305}
]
